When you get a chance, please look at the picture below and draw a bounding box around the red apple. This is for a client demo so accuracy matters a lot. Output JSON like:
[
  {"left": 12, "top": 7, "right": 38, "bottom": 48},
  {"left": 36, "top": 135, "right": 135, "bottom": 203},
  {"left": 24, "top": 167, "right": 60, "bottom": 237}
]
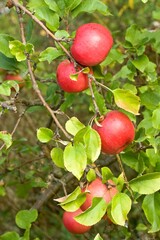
[
  {"left": 62, "top": 208, "right": 91, "bottom": 234},
  {"left": 71, "top": 23, "right": 113, "bottom": 66},
  {"left": 93, "top": 111, "right": 135, "bottom": 155},
  {"left": 4, "top": 74, "right": 25, "bottom": 88},
  {"left": 56, "top": 59, "right": 92, "bottom": 93},
  {"left": 81, "top": 178, "right": 118, "bottom": 211}
]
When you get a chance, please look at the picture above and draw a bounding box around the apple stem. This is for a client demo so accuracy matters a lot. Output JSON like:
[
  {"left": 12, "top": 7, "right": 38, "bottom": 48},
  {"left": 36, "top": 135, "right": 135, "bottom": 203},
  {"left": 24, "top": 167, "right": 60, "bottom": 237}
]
[
  {"left": 116, "top": 154, "right": 134, "bottom": 200},
  {"left": 15, "top": 4, "right": 71, "bottom": 140}
]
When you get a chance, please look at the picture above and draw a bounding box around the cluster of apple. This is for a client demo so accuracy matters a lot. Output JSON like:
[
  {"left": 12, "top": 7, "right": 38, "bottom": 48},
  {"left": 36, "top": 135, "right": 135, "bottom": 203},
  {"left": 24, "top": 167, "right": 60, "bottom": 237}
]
[
  {"left": 63, "top": 178, "right": 118, "bottom": 234},
  {"left": 57, "top": 23, "right": 135, "bottom": 234}
]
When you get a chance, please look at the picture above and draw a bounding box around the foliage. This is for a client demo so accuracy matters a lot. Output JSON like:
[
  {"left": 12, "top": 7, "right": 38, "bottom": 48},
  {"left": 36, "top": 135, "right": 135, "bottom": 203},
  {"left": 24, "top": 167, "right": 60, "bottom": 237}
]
[{"left": 0, "top": 0, "right": 160, "bottom": 239}]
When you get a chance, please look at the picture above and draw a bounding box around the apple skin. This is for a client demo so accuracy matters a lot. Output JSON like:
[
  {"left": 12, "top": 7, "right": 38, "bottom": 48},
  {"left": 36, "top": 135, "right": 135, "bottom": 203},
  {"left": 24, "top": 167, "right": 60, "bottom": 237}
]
[
  {"left": 81, "top": 178, "right": 118, "bottom": 211},
  {"left": 93, "top": 111, "right": 135, "bottom": 155},
  {"left": 4, "top": 74, "right": 25, "bottom": 88},
  {"left": 62, "top": 208, "right": 91, "bottom": 234},
  {"left": 71, "top": 23, "right": 113, "bottom": 66},
  {"left": 56, "top": 59, "right": 92, "bottom": 93}
]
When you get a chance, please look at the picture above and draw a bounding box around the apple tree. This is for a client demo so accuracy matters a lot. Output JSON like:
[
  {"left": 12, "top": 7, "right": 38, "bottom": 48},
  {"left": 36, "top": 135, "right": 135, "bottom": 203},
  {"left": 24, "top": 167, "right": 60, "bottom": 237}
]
[{"left": 0, "top": 0, "right": 160, "bottom": 239}]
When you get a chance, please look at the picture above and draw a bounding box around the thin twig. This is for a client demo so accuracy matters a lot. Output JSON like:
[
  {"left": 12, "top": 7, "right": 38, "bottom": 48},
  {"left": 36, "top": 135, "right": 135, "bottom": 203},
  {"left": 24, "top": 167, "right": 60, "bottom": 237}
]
[
  {"left": 89, "top": 74, "right": 113, "bottom": 93},
  {"left": 88, "top": 78, "right": 101, "bottom": 116},
  {"left": 0, "top": 110, "right": 25, "bottom": 151},
  {"left": 31, "top": 172, "right": 74, "bottom": 210},
  {"left": 15, "top": 5, "right": 71, "bottom": 140},
  {"left": 12, "top": 0, "right": 73, "bottom": 61},
  {"left": 116, "top": 154, "right": 134, "bottom": 199}
]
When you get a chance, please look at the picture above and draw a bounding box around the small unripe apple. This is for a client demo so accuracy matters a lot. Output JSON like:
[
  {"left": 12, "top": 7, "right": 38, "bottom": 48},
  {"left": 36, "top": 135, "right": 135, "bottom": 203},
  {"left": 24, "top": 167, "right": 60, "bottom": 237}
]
[
  {"left": 4, "top": 74, "right": 25, "bottom": 88},
  {"left": 56, "top": 59, "right": 92, "bottom": 93},
  {"left": 71, "top": 23, "right": 113, "bottom": 66},
  {"left": 81, "top": 178, "right": 118, "bottom": 211},
  {"left": 62, "top": 208, "right": 91, "bottom": 234},
  {"left": 93, "top": 111, "right": 135, "bottom": 155}
]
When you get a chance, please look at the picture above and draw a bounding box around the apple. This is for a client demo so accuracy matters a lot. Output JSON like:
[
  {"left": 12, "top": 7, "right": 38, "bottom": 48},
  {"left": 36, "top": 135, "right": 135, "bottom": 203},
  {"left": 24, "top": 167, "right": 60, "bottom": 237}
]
[
  {"left": 56, "top": 59, "right": 92, "bottom": 93},
  {"left": 93, "top": 110, "right": 135, "bottom": 155},
  {"left": 62, "top": 208, "right": 91, "bottom": 234},
  {"left": 4, "top": 74, "right": 25, "bottom": 88},
  {"left": 70, "top": 23, "right": 113, "bottom": 66},
  {"left": 81, "top": 178, "right": 118, "bottom": 211}
]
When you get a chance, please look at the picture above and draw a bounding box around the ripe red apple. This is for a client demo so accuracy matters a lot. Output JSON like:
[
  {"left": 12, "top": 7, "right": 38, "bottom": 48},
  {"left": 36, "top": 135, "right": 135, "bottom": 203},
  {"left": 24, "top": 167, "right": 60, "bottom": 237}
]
[
  {"left": 62, "top": 208, "right": 91, "bottom": 234},
  {"left": 70, "top": 23, "right": 113, "bottom": 66},
  {"left": 93, "top": 111, "right": 135, "bottom": 155},
  {"left": 4, "top": 74, "right": 25, "bottom": 88},
  {"left": 56, "top": 59, "right": 92, "bottom": 93},
  {"left": 81, "top": 178, "right": 118, "bottom": 211}
]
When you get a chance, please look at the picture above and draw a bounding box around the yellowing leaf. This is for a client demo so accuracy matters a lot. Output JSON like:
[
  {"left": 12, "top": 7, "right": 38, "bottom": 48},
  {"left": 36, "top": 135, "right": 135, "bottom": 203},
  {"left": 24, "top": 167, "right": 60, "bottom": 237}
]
[{"left": 113, "top": 88, "right": 140, "bottom": 115}]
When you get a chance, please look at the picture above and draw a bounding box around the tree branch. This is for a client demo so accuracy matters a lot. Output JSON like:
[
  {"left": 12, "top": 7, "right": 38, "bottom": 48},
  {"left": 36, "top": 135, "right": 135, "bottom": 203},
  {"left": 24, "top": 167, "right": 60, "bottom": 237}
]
[
  {"left": 15, "top": 5, "right": 71, "bottom": 140},
  {"left": 11, "top": 0, "right": 74, "bottom": 61}
]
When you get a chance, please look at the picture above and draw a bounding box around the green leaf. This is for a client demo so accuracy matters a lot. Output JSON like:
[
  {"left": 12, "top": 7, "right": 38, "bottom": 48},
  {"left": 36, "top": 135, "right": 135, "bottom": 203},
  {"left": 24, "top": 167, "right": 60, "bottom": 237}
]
[
  {"left": 101, "top": 167, "right": 113, "bottom": 182},
  {"left": 55, "top": 187, "right": 86, "bottom": 212},
  {"left": 121, "top": 151, "right": 145, "bottom": 173},
  {"left": 0, "top": 52, "right": 26, "bottom": 71},
  {"left": 50, "top": 147, "right": 64, "bottom": 168},
  {"left": 39, "top": 47, "right": 64, "bottom": 64},
  {"left": 111, "top": 193, "right": 132, "bottom": 226},
  {"left": 83, "top": 127, "right": 101, "bottom": 162},
  {"left": 75, "top": 197, "right": 107, "bottom": 226},
  {"left": 130, "top": 173, "right": 160, "bottom": 194},
  {"left": 0, "top": 82, "right": 11, "bottom": 96},
  {"left": 65, "top": 117, "right": 85, "bottom": 136},
  {"left": 64, "top": 142, "right": 87, "bottom": 180},
  {"left": 132, "top": 55, "right": 149, "bottom": 73},
  {"left": 27, "top": 0, "right": 59, "bottom": 31},
  {"left": 72, "top": 0, "right": 110, "bottom": 18},
  {"left": 146, "top": 149, "right": 159, "bottom": 167},
  {"left": 44, "top": 0, "right": 61, "bottom": 13},
  {"left": 9, "top": 40, "right": 26, "bottom": 62},
  {"left": 141, "top": 0, "right": 148, "bottom": 3},
  {"left": 87, "top": 169, "right": 96, "bottom": 182},
  {"left": 113, "top": 88, "right": 140, "bottom": 115},
  {"left": 15, "top": 209, "right": 38, "bottom": 229},
  {"left": 0, "top": 131, "right": 12, "bottom": 149},
  {"left": 94, "top": 233, "right": 103, "bottom": 240},
  {"left": 64, "top": 0, "right": 82, "bottom": 12},
  {"left": 142, "top": 193, "right": 160, "bottom": 233},
  {"left": 125, "top": 24, "right": 144, "bottom": 47},
  {"left": 0, "top": 34, "right": 14, "bottom": 58},
  {"left": 101, "top": 48, "right": 125, "bottom": 66},
  {"left": 0, "top": 186, "right": 6, "bottom": 196},
  {"left": 152, "top": 108, "right": 160, "bottom": 130},
  {"left": 37, "top": 127, "right": 54, "bottom": 143},
  {"left": 0, "top": 232, "right": 20, "bottom": 240}
]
